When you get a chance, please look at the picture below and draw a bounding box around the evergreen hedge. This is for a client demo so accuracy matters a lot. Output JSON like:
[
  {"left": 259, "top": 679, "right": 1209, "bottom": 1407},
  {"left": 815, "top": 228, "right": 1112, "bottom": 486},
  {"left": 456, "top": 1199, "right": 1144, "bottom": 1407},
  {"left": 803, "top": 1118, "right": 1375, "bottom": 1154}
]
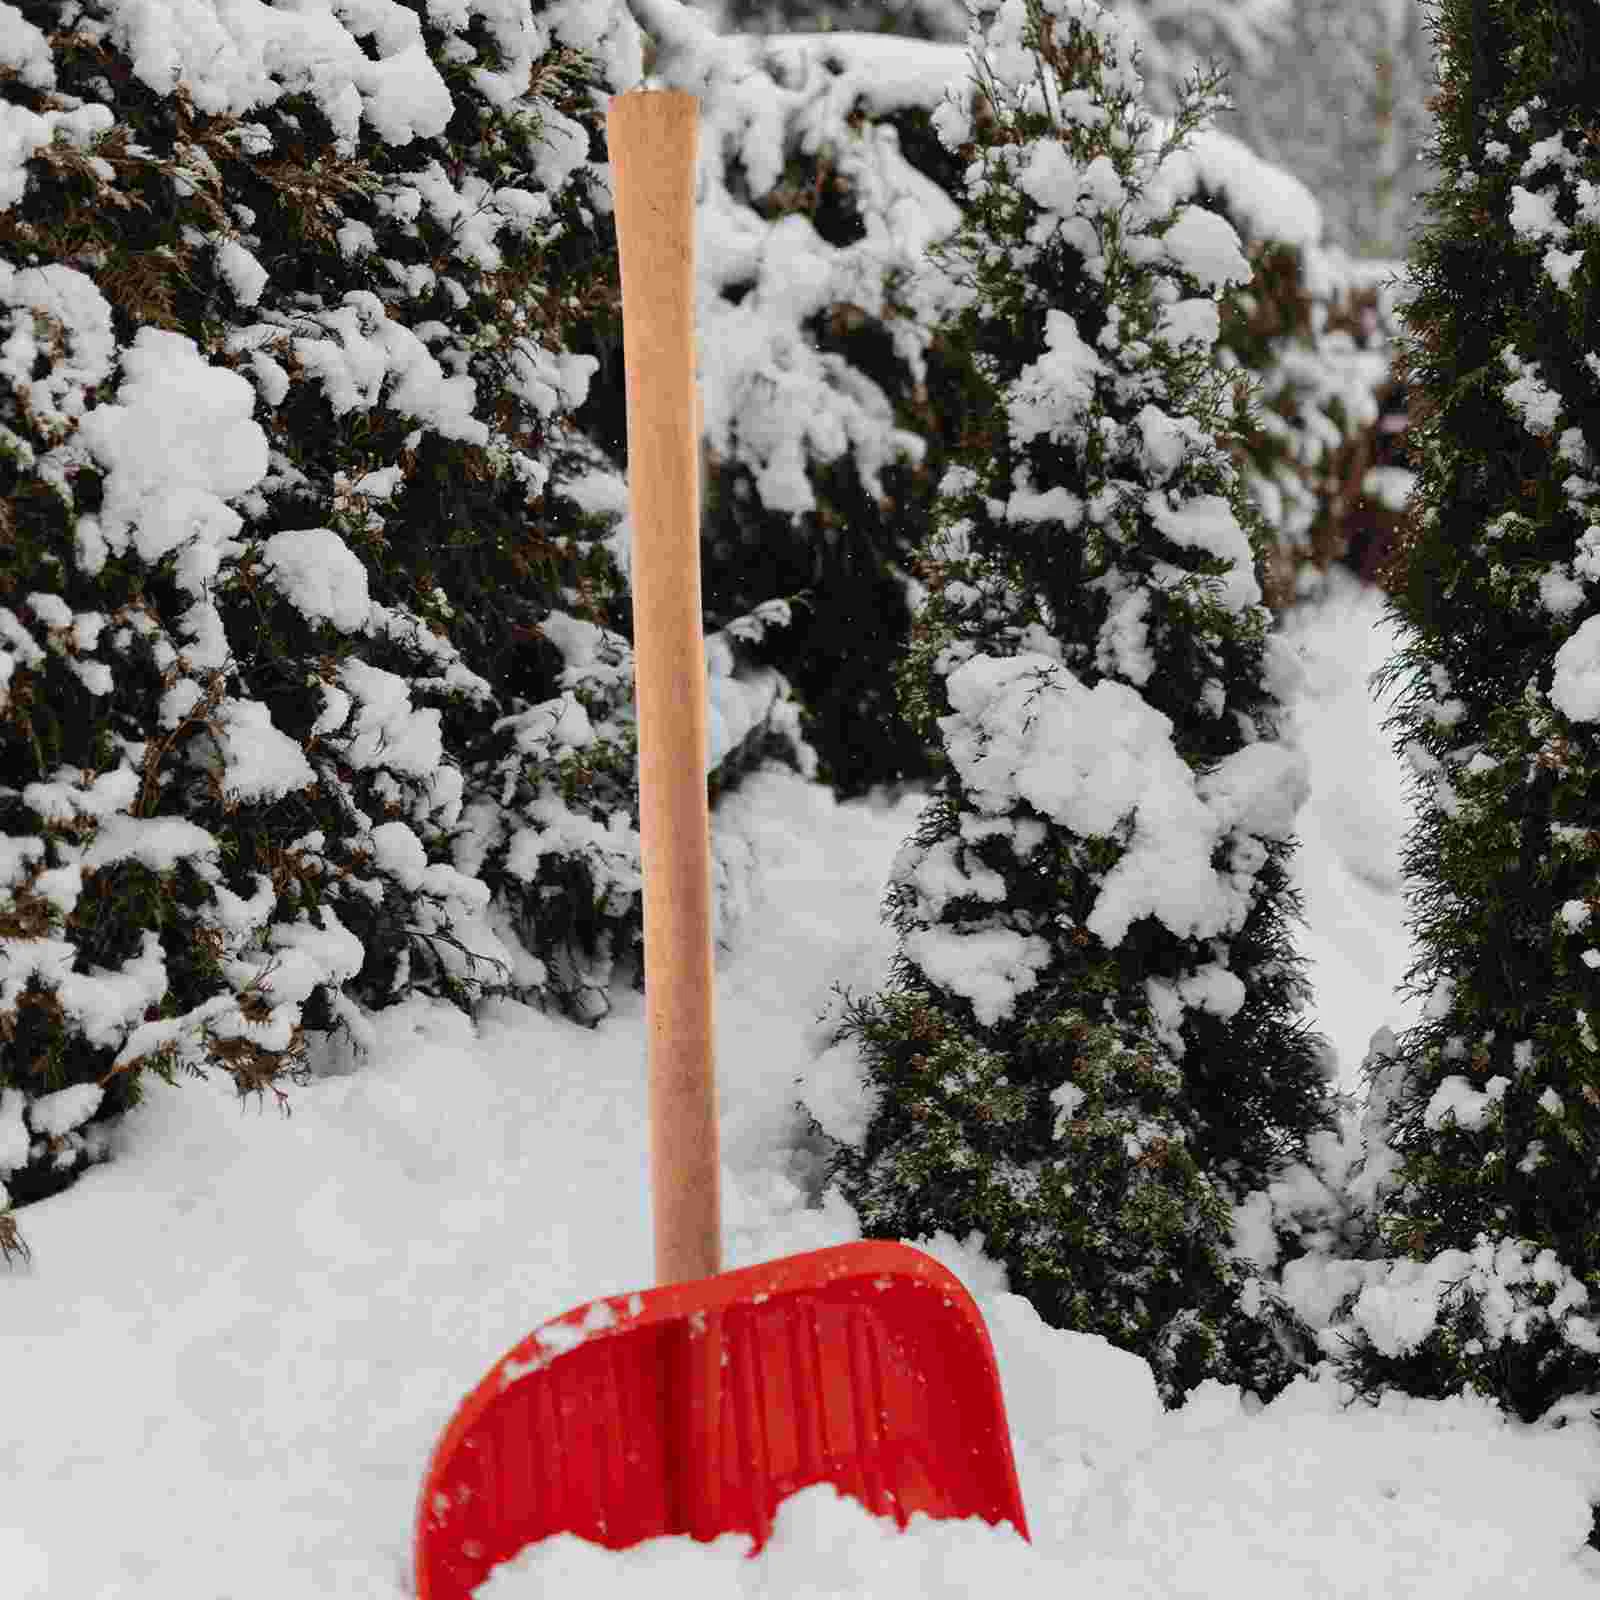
[
  {"left": 1336, "top": 0, "right": 1600, "bottom": 1425},
  {"left": 809, "top": 0, "right": 1335, "bottom": 1404},
  {"left": 0, "top": 0, "right": 809, "bottom": 1250},
  {"left": 623, "top": 17, "right": 1410, "bottom": 797}
]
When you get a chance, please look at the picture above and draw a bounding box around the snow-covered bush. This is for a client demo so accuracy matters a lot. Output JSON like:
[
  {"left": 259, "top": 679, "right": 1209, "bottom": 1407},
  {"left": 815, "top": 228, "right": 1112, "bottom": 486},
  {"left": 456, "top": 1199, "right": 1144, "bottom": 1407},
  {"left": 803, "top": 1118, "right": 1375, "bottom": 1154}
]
[
  {"left": 808, "top": 0, "right": 1334, "bottom": 1404},
  {"left": 708, "top": 0, "right": 1430, "bottom": 262},
  {"left": 602, "top": 8, "right": 976, "bottom": 795},
  {"left": 457, "top": 596, "right": 815, "bottom": 1021},
  {"left": 0, "top": 0, "right": 631, "bottom": 1221},
  {"left": 622, "top": 7, "right": 1401, "bottom": 794},
  {"left": 710, "top": 0, "right": 970, "bottom": 42},
  {"left": 1343, "top": 0, "right": 1600, "bottom": 1424},
  {"left": 1319, "top": 271, "right": 1414, "bottom": 588},
  {"left": 706, "top": 0, "right": 1290, "bottom": 121},
  {"left": 1219, "top": 246, "right": 1409, "bottom": 606},
  {"left": 0, "top": 0, "right": 820, "bottom": 1242},
  {"left": 1227, "top": 1028, "right": 1406, "bottom": 1354}
]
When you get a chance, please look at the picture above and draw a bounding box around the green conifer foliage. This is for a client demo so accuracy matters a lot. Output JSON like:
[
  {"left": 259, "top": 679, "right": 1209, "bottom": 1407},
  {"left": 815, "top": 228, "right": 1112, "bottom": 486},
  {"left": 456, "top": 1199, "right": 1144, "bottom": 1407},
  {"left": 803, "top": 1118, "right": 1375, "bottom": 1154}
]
[
  {"left": 817, "top": 0, "right": 1332, "bottom": 1403},
  {"left": 1344, "top": 0, "right": 1600, "bottom": 1419},
  {"left": 662, "top": 26, "right": 1404, "bottom": 803},
  {"left": 0, "top": 0, "right": 640, "bottom": 1235}
]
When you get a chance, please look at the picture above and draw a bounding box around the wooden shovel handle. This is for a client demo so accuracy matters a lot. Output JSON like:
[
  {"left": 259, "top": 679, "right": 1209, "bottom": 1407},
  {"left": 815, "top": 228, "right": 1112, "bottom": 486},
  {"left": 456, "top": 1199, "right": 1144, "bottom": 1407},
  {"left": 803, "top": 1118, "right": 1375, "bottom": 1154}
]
[{"left": 608, "top": 91, "right": 721, "bottom": 1287}]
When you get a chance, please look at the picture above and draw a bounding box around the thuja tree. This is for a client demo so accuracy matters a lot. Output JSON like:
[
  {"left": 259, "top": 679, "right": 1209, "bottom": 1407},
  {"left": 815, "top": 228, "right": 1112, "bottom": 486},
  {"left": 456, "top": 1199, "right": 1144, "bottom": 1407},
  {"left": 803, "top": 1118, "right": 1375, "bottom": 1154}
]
[
  {"left": 816, "top": 0, "right": 1333, "bottom": 1402},
  {"left": 0, "top": 0, "right": 815, "bottom": 1248},
  {"left": 622, "top": 7, "right": 1405, "bottom": 796},
  {"left": 1340, "top": 0, "right": 1600, "bottom": 1421}
]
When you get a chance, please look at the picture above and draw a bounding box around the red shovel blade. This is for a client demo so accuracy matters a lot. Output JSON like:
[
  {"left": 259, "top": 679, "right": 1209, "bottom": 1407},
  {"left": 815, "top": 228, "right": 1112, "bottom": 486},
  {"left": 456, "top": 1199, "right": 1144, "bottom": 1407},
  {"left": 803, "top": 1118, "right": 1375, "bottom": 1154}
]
[{"left": 414, "top": 1239, "right": 1029, "bottom": 1598}]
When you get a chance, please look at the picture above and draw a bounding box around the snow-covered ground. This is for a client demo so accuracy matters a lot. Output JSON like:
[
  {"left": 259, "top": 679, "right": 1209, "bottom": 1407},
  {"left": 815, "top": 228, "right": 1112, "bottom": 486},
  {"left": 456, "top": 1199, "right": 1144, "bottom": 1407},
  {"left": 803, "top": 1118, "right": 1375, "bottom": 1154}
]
[
  {"left": 1283, "top": 569, "right": 1419, "bottom": 1090},
  {"left": 6, "top": 577, "right": 1600, "bottom": 1598}
]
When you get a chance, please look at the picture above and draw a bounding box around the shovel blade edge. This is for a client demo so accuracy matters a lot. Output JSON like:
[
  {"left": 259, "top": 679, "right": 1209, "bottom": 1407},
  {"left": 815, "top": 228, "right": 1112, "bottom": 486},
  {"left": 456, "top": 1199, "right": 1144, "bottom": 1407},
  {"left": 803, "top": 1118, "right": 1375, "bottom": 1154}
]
[{"left": 414, "top": 1239, "right": 1028, "bottom": 1599}]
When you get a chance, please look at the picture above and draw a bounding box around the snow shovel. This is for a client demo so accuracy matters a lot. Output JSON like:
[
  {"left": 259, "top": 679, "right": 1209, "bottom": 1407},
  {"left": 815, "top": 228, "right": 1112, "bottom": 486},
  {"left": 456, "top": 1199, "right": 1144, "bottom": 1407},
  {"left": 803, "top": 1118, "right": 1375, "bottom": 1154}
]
[{"left": 411, "top": 90, "right": 1028, "bottom": 1600}]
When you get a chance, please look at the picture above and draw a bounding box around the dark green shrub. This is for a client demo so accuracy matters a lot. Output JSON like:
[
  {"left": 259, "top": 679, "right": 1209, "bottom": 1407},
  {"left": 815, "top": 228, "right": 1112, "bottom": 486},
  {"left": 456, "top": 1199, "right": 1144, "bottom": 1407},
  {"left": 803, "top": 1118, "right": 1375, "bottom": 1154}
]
[
  {"left": 810, "top": 0, "right": 1333, "bottom": 1404},
  {"left": 0, "top": 0, "right": 809, "bottom": 1246},
  {"left": 637, "top": 27, "right": 1402, "bottom": 797},
  {"left": 1337, "top": 0, "right": 1600, "bottom": 1425}
]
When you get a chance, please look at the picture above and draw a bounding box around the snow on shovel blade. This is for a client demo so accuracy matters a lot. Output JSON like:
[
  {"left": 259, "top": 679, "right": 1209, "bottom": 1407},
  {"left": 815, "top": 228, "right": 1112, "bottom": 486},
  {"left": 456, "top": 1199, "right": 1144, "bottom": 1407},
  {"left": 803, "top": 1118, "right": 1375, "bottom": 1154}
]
[{"left": 413, "top": 1239, "right": 1029, "bottom": 1598}]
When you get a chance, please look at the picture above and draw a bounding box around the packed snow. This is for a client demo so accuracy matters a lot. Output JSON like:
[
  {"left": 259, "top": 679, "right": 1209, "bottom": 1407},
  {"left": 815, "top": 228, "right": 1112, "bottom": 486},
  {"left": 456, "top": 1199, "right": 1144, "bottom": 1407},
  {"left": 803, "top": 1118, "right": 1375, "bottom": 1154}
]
[
  {"left": 5, "top": 577, "right": 1598, "bottom": 1598},
  {"left": 932, "top": 648, "right": 1308, "bottom": 958},
  {"left": 1281, "top": 570, "right": 1417, "bottom": 1086}
]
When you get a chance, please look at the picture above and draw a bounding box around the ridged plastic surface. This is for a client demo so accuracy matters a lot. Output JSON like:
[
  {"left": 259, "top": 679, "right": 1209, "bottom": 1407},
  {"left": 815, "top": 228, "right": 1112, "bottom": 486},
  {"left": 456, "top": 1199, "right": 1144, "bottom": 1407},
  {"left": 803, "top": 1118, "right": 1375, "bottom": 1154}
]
[{"left": 414, "top": 1240, "right": 1029, "bottom": 1599}]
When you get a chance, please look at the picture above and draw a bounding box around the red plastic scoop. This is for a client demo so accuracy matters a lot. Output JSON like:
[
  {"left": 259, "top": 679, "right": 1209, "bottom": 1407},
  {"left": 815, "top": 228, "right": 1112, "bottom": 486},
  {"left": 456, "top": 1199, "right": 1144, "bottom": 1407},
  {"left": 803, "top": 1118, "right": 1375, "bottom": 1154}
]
[
  {"left": 411, "top": 91, "right": 1028, "bottom": 1599},
  {"left": 414, "top": 1240, "right": 1027, "bottom": 1596}
]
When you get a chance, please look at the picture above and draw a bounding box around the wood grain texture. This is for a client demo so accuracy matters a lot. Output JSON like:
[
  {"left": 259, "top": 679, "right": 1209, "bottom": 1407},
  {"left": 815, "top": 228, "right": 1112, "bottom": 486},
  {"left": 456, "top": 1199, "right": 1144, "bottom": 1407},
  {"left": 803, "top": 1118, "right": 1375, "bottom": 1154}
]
[{"left": 608, "top": 90, "right": 720, "bottom": 1287}]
